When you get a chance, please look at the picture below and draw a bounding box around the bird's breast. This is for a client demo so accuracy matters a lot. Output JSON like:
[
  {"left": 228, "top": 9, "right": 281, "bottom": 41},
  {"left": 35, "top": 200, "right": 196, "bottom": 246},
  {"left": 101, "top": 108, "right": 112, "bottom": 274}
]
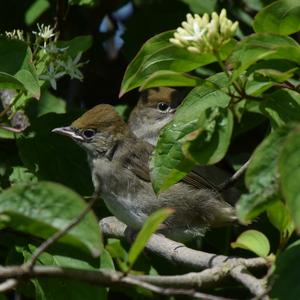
[{"left": 90, "top": 157, "right": 151, "bottom": 229}]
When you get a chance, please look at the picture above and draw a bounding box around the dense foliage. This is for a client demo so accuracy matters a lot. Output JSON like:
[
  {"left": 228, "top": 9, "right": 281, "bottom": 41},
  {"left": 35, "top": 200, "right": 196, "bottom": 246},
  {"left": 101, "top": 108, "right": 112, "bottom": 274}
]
[{"left": 0, "top": 0, "right": 300, "bottom": 299}]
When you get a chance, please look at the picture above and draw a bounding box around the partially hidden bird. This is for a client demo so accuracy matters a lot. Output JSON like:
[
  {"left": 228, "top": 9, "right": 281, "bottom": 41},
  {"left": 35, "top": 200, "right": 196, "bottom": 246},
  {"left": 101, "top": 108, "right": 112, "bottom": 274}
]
[
  {"left": 128, "top": 87, "right": 188, "bottom": 145},
  {"left": 53, "top": 104, "right": 236, "bottom": 242},
  {"left": 128, "top": 87, "right": 240, "bottom": 203}
]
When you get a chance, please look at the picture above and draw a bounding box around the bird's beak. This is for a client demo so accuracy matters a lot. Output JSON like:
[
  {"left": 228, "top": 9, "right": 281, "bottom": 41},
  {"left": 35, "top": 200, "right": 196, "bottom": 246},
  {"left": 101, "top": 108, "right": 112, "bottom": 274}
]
[{"left": 52, "top": 126, "right": 84, "bottom": 141}]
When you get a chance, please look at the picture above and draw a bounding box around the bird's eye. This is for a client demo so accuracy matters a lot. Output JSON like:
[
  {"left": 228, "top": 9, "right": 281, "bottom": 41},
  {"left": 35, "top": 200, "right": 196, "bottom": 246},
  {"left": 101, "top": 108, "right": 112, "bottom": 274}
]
[
  {"left": 82, "top": 129, "right": 96, "bottom": 139},
  {"left": 157, "top": 102, "right": 170, "bottom": 112}
]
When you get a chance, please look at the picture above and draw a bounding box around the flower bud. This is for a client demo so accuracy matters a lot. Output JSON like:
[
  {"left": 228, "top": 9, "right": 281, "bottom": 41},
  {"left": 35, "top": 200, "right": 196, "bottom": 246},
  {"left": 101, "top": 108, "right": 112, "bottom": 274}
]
[{"left": 169, "top": 9, "right": 239, "bottom": 54}]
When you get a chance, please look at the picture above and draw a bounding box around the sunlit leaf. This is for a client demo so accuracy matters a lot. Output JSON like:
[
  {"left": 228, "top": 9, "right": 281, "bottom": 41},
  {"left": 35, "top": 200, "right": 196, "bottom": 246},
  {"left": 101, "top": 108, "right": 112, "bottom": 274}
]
[
  {"left": 0, "top": 181, "right": 102, "bottom": 256},
  {"left": 267, "top": 200, "right": 294, "bottom": 239},
  {"left": 120, "top": 31, "right": 235, "bottom": 96},
  {"left": 140, "top": 70, "right": 204, "bottom": 90},
  {"left": 229, "top": 33, "right": 300, "bottom": 80},
  {"left": 231, "top": 229, "right": 270, "bottom": 257}
]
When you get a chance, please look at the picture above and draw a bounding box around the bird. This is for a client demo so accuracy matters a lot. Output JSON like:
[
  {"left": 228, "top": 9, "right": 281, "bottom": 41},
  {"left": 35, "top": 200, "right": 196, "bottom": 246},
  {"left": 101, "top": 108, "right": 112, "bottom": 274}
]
[
  {"left": 128, "top": 87, "right": 188, "bottom": 145},
  {"left": 52, "top": 104, "right": 236, "bottom": 242},
  {"left": 128, "top": 87, "right": 240, "bottom": 203}
]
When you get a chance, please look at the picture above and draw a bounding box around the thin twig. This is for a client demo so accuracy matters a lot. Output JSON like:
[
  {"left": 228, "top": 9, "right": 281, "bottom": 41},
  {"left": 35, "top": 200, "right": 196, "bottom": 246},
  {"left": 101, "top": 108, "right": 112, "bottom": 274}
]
[
  {"left": 0, "top": 265, "right": 235, "bottom": 300},
  {"left": 24, "top": 194, "right": 98, "bottom": 269},
  {"left": 218, "top": 159, "right": 251, "bottom": 190},
  {"left": 122, "top": 276, "right": 235, "bottom": 300},
  {"left": 0, "top": 124, "right": 25, "bottom": 133}
]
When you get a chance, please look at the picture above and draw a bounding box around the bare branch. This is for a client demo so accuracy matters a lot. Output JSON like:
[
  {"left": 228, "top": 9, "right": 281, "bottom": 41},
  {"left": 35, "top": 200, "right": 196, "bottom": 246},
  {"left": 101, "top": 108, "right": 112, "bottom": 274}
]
[
  {"left": 100, "top": 217, "right": 268, "bottom": 270},
  {"left": 25, "top": 194, "right": 98, "bottom": 269},
  {"left": 100, "top": 217, "right": 270, "bottom": 298},
  {"left": 122, "top": 276, "right": 235, "bottom": 300},
  {"left": 0, "top": 265, "right": 234, "bottom": 300},
  {"left": 230, "top": 266, "right": 268, "bottom": 299},
  {"left": 0, "top": 279, "right": 18, "bottom": 292},
  {"left": 219, "top": 159, "right": 251, "bottom": 190}
]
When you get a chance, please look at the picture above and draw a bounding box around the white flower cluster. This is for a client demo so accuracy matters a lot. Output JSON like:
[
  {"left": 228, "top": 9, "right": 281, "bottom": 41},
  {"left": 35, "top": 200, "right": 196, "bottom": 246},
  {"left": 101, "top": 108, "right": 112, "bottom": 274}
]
[
  {"left": 5, "top": 29, "right": 24, "bottom": 40},
  {"left": 32, "top": 23, "right": 56, "bottom": 40},
  {"left": 170, "top": 9, "right": 238, "bottom": 54}
]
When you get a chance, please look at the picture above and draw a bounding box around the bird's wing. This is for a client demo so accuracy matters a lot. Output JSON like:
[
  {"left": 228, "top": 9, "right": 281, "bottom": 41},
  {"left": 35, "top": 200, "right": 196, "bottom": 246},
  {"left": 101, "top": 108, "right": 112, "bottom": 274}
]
[
  {"left": 122, "top": 139, "right": 220, "bottom": 191},
  {"left": 182, "top": 170, "right": 220, "bottom": 191},
  {"left": 122, "top": 142, "right": 152, "bottom": 182}
]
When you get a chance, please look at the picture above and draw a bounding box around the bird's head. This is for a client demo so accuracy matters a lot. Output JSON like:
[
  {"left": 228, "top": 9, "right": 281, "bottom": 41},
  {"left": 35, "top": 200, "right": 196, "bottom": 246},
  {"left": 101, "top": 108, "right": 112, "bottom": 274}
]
[
  {"left": 128, "top": 87, "right": 188, "bottom": 144},
  {"left": 52, "top": 104, "right": 129, "bottom": 157}
]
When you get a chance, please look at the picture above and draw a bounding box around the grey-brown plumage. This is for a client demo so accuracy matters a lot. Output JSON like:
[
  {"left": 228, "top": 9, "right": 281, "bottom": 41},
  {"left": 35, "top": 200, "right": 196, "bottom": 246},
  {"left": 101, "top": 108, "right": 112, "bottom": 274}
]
[
  {"left": 53, "top": 104, "right": 236, "bottom": 242},
  {"left": 128, "top": 87, "right": 241, "bottom": 204}
]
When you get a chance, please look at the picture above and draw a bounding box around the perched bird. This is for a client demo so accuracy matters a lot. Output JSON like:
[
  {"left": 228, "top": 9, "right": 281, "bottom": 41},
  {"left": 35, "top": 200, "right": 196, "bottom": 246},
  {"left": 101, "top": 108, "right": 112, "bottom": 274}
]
[
  {"left": 128, "top": 87, "right": 188, "bottom": 145},
  {"left": 53, "top": 104, "right": 236, "bottom": 241},
  {"left": 128, "top": 87, "right": 240, "bottom": 203}
]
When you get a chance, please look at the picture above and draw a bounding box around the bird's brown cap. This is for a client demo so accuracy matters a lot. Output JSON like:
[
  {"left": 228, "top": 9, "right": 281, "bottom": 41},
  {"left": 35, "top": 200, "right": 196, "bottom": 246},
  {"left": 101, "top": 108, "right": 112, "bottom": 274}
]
[
  {"left": 138, "top": 87, "right": 188, "bottom": 109},
  {"left": 71, "top": 104, "right": 128, "bottom": 134}
]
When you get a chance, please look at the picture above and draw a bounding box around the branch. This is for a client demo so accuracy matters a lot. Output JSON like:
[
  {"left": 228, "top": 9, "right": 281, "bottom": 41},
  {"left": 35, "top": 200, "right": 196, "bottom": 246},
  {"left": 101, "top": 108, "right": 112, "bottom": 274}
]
[
  {"left": 100, "top": 217, "right": 271, "bottom": 298},
  {"left": 25, "top": 194, "right": 98, "bottom": 269},
  {"left": 230, "top": 266, "right": 268, "bottom": 299},
  {"left": 100, "top": 217, "right": 268, "bottom": 270},
  {"left": 0, "top": 265, "right": 234, "bottom": 300},
  {"left": 0, "top": 279, "right": 17, "bottom": 292},
  {"left": 219, "top": 159, "right": 251, "bottom": 190}
]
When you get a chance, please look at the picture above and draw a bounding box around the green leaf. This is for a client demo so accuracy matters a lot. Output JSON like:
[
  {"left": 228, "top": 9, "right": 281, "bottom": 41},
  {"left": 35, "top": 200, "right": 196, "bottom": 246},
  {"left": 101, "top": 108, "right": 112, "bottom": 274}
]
[
  {"left": 261, "top": 89, "right": 300, "bottom": 128},
  {"left": 128, "top": 208, "right": 174, "bottom": 268},
  {"left": 229, "top": 33, "right": 300, "bottom": 80},
  {"left": 120, "top": 31, "right": 235, "bottom": 96},
  {"left": 58, "top": 35, "right": 93, "bottom": 58},
  {"left": 106, "top": 238, "right": 128, "bottom": 272},
  {"left": 0, "top": 127, "right": 15, "bottom": 139},
  {"left": 245, "top": 60, "right": 298, "bottom": 96},
  {"left": 9, "top": 166, "right": 37, "bottom": 184},
  {"left": 0, "top": 38, "right": 40, "bottom": 98},
  {"left": 253, "top": 0, "right": 300, "bottom": 35},
  {"left": 150, "top": 73, "right": 231, "bottom": 193},
  {"left": 182, "top": 108, "right": 233, "bottom": 165},
  {"left": 253, "top": 68, "right": 297, "bottom": 83},
  {"left": 267, "top": 200, "right": 294, "bottom": 239},
  {"left": 181, "top": 0, "right": 217, "bottom": 13},
  {"left": 279, "top": 125, "right": 300, "bottom": 233},
  {"left": 15, "top": 69, "right": 40, "bottom": 99},
  {"left": 0, "top": 72, "right": 24, "bottom": 90},
  {"left": 68, "top": 0, "right": 99, "bottom": 5},
  {"left": 271, "top": 240, "right": 300, "bottom": 299},
  {"left": 26, "top": 90, "right": 66, "bottom": 117},
  {"left": 236, "top": 126, "right": 290, "bottom": 223},
  {"left": 17, "top": 113, "right": 93, "bottom": 196},
  {"left": 140, "top": 70, "right": 204, "bottom": 90},
  {"left": 231, "top": 229, "right": 270, "bottom": 257},
  {"left": 21, "top": 244, "right": 107, "bottom": 300},
  {"left": 0, "top": 181, "right": 102, "bottom": 256},
  {"left": 25, "top": 0, "right": 50, "bottom": 25}
]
